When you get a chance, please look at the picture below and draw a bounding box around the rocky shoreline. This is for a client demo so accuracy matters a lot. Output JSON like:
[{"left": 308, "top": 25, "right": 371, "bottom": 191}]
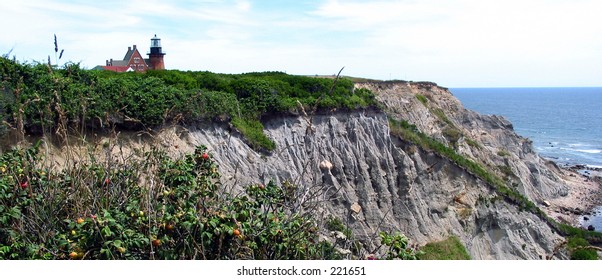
[{"left": 543, "top": 163, "right": 602, "bottom": 231}]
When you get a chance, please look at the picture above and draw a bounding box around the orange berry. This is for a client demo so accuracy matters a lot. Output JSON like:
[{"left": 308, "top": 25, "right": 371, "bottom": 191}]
[
  {"left": 76, "top": 218, "right": 85, "bottom": 224},
  {"left": 69, "top": 251, "right": 78, "bottom": 259},
  {"left": 152, "top": 239, "right": 161, "bottom": 247},
  {"left": 233, "top": 229, "right": 241, "bottom": 236}
]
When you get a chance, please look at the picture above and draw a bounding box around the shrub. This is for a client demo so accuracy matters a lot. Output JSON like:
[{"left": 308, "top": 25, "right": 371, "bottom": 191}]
[
  {"left": 379, "top": 232, "right": 420, "bottom": 260},
  {"left": 231, "top": 117, "right": 276, "bottom": 152},
  {"left": 465, "top": 138, "right": 481, "bottom": 149},
  {"left": 0, "top": 143, "right": 342, "bottom": 259},
  {"left": 0, "top": 57, "right": 377, "bottom": 152}
]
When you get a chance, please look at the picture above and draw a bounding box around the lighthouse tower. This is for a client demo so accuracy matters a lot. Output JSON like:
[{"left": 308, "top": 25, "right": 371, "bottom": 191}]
[{"left": 148, "top": 34, "right": 165, "bottom": 70}]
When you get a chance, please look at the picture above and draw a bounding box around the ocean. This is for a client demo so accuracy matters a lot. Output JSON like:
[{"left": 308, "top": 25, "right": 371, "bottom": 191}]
[
  {"left": 450, "top": 87, "right": 602, "bottom": 232},
  {"left": 450, "top": 87, "right": 602, "bottom": 168}
]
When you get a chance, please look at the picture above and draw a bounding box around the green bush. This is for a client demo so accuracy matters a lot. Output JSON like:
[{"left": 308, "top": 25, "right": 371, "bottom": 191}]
[
  {"left": 0, "top": 57, "right": 376, "bottom": 151},
  {"left": 0, "top": 143, "right": 340, "bottom": 259},
  {"left": 232, "top": 118, "right": 276, "bottom": 152},
  {"left": 379, "top": 232, "right": 420, "bottom": 260}
]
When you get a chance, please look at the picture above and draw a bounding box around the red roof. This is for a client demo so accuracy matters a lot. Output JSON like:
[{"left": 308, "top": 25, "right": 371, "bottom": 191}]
[{"left": 100, "top": 66, "right": 133, "bottom": 72}]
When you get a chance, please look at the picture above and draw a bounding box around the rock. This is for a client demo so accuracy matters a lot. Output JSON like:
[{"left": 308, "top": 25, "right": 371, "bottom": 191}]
[
  {"left": 350, "top": 202, "right": 362, "bottom": 214},
  {"left": 319, "top": 160, "right": 333, "bottom": 171},
  {"left": 171, "top": 81, "right": 577, "bottom": 259},
  {"left": 542, "top": 200, "right": 551, "bottom": 207},
  {"left": 336, "top": 248, "right": 352, "bottom": 255},
  {"left": 332, "top": 231, "right": 347, "bottom": 241},
  {"left": 588, "top": 225, "right": 596, "bottom": 231},
  {"left": 583, "top": 216, "right": 589, "bottom": 221}
]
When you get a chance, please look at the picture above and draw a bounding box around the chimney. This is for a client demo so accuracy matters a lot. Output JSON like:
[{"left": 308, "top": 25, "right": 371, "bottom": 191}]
[
  {"left": 128, "top": 46, "right": 132, "bottom": 52},
  {"left": 106, "top": 59, "right": 109, "bottom": 66},
  {"left": 110, "top": 59, "right": 113, "bottom": 65},
  {"left": 133, "top": 45, "right": 137, "bottom": 50}
]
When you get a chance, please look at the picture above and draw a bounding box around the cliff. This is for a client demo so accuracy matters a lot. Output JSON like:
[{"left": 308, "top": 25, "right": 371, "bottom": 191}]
[
  {"left": 90, "top": 81, "right": 590, "bottom": 259},
  {"left": 28, "top": 80, "right": 599, "bottom": 259}
]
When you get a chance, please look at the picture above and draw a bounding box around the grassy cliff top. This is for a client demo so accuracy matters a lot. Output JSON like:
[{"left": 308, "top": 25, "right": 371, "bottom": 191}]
[{"left": 0, "top": 57, "right": 376, "bottom": 151}]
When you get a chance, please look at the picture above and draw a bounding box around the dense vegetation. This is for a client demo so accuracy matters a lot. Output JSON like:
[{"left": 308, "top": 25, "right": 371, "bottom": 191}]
[
  {"left": 0, "top": 57, "right": 376, "bottom": 151},
  {"left": 0, "top": 142, "right": 417, "bottom": 260},
  {"left": 0, "top": 57, "right": 424, "bottom": 260}
]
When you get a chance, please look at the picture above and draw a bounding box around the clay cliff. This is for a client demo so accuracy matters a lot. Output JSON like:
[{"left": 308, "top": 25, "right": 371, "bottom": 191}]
[
  {"left": 32, "top": 80, "right": 598, "bottom": 259},
  {"left": 118, "top": 81, "right": 588, "bottom": 259}
]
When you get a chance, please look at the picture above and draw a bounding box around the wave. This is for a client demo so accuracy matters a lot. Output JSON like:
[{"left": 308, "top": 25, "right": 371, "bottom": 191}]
[
  {"left": 558, "top": 147, "right": 601, "bottom": 154},
  {"left": 575, "top": 149, "right": 602, "bottom": 154}
]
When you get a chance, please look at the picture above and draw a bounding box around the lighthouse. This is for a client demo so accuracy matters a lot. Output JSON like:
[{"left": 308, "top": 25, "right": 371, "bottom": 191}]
[{"left": 148, "top": 34, "right": 165, "bottom": 70}]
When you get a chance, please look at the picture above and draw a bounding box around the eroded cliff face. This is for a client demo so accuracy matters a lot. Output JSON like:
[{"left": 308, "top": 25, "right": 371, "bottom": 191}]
[
  {"left": 147, "top": 80, "right": 575, "bottom": 259},
  {"left": 45, "top": 81, "right": 576, "bottom": 259}
]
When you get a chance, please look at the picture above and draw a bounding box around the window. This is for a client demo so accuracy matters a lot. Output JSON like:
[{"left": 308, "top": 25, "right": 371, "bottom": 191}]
[
  {"left": 138, "top": 65, "right": 144, "bottom": 70},
  {"left": 134, "top": 57, "right": 140, "bottom": 63}
]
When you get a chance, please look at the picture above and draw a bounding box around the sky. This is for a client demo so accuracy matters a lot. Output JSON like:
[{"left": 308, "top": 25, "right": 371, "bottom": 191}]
[{"left": 1, "top": 0, "right": 601, "bottom": 87}]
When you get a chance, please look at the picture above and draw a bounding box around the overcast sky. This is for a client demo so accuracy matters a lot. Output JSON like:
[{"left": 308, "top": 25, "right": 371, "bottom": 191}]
[{"left": 1, "top": 0, "right": 601, "bottom": 87}]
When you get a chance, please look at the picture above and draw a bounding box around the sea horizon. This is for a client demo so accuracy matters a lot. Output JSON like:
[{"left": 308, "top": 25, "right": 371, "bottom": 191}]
[{"left": 450, "top": 87, "right": 602, "bottom": 170}]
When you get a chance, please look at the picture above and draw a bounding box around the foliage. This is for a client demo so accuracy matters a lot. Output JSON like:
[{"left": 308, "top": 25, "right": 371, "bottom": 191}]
[
  {"left": 379, "top": 232, "right": 420, "bottom": 260},
  {"left": 418, "top": 236, "right": 471, "bottom": 260},
  {"left": 415, "top": 94, "right": 428, "bottom": 106},
  {"left": 0, "top": 57, "right": 376, "bottom": 151},
  {"left": 388, "top": 116, "right": 602, "bottom": 258},
  {"left": 0, "top": 143, "right": 344, "bottom": 259},
  {"left": 231, "top": 117, "right": 276, "bottom": 152},
  {"left": 567, "top": 237, "right": 598, "bottom": 260},
  {"left": 570, "top": 249, "right": 598, "bottom": 260},
  {"left": 388, "top": 117, "right": 538, "bottom": 213},
  {"left": 465, "top": 138, "right": 481, "bottom": 149},
  {"left": 431, "top": 108, "right": 453, "bottom": 126},
  {"left": 325, "top": 216, "right": 352, "bottom": 239}
]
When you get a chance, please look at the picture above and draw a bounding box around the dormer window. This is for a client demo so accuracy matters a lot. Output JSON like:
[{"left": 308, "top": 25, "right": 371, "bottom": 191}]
[{"left": 134, "top": 57, "right": 140, "bottom": 63}]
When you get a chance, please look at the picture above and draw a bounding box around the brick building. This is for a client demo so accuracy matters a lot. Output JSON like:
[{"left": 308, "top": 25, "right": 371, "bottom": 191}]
[{"left": 94, "top": 35, "right": 165, "bottom": 72}]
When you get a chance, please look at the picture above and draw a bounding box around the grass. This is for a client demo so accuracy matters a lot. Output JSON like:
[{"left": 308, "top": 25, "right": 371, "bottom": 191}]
[
  {"left": 465, "top": 138, "right": 482, "bottom": 149},
  {"left": 567, "top": 237, "right": 599, "bottom": 260},
  {"left": 388, "top": 117, "right": 538, "bottom": 213},
  {"left": 419, "top": 236, "right": 471, "bottom": 260},
  {"left": 431, "top": 108, "right": 453, "bottom": 126},
  {"left": 416, "top": 94, "right": 428, "bottom": 106},
  {"left": 231, "top": 117, "right": 276, "bottom": 152}
]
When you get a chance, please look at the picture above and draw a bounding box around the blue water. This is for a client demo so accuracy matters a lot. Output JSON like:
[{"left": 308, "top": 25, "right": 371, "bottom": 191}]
[
  {"left": 451, "top": 87, "right": 602, "bottom": 232},
  {"left": 450, "top": 87, "right": 602, "bottom": 168}
]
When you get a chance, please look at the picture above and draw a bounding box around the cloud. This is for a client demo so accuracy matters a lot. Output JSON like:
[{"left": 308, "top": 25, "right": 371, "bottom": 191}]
[{"left": 1, "top": 0, "right": 601, "bottom": 86}]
